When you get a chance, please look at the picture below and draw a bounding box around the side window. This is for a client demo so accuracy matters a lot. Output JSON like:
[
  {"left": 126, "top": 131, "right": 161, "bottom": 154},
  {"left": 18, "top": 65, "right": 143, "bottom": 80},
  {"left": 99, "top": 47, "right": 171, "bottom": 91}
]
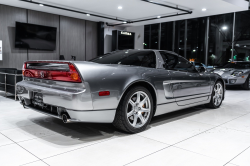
[
  {"left": 119, "top": 51, "right": 156, "bottom": 68},
  {"left": 160, "top": 51, "right": 197, "bottom": 72},
  {"left": 175, "top": 57, "right": 197, "bottom": 72}
]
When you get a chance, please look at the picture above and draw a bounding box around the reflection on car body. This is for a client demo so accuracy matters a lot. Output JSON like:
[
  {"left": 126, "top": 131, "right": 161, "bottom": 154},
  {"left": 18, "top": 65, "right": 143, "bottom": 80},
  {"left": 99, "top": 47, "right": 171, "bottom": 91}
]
[{"left": 17, "top": 50, "right": 225, "bottom": 133}]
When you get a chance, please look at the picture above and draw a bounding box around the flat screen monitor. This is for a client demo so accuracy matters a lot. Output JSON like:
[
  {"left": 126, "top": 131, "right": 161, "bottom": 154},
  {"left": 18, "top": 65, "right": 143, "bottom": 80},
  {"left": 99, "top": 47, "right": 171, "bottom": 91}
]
[{"left": 15, "top": 22, "right": 57, "bottom": 51}]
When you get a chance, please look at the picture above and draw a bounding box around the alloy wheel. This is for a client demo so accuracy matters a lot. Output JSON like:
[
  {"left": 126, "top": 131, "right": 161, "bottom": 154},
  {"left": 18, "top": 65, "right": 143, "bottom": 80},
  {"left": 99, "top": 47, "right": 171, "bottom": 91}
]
[
  {"left": 127, "top": 91, "right": 151, "bottom": 128},
  {"left": 213, "top": 83, "right": 223, "bottom": 106}
]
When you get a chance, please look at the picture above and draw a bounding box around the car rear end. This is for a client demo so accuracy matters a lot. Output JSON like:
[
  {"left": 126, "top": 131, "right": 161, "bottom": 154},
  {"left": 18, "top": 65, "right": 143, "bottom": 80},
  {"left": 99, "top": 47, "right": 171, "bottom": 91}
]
[{"left": 17, "top": 61, "right": 115, "bottom": 123}]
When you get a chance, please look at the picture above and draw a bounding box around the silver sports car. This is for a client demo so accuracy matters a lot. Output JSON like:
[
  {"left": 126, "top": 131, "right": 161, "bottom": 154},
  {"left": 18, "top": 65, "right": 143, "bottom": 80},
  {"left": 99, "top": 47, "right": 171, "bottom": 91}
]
[
  {"left": 212, "top": 61, "right": 250, "bottom": 90},
  {"left": 17, "top": 49, "right": 225, "bottom": 133}
]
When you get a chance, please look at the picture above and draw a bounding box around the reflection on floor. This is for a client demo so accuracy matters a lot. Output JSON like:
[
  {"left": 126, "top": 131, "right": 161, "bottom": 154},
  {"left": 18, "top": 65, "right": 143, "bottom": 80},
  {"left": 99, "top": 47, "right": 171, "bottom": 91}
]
[{"left": 0, "top": 88, "right": 250, "bottom": 166}]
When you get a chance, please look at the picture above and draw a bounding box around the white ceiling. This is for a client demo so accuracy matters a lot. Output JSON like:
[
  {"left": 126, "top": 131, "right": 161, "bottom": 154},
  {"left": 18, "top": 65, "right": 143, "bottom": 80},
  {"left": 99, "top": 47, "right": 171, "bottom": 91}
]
[{"left": 0, "top": 0, "right": 248, "bottom": 26}]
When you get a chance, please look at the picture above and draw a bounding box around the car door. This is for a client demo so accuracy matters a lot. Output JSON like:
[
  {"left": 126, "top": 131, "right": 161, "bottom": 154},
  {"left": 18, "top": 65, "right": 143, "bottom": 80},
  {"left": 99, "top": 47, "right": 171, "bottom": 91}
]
[{"left": 159, "top": 51, "right": 210, "bottom": 106}]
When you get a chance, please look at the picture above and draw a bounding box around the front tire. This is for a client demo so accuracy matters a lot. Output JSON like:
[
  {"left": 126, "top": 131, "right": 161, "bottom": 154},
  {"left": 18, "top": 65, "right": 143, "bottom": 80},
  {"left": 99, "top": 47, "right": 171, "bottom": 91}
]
[
  {"left": 207, "top": 81, "right": 224, "bottom": 109},
  {"left": 241, "top": 75, "right": 250, "bottom": 90},
  {"left": 113, "top": 86, "right": 154, "bottom": 133}
]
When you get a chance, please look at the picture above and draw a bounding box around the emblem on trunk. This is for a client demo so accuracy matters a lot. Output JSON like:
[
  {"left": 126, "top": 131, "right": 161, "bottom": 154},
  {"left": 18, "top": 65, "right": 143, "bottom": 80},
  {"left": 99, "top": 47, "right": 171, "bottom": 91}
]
[{"left": 40, "top": 71, "right": 45, "bottom": 78}]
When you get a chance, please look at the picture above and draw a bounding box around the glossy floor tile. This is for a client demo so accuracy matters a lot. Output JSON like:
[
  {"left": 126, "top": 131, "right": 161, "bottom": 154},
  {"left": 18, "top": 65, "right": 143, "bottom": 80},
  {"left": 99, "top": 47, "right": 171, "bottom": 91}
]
[
  {"left": 127, "top": 146, "right": 227, "bottom": 166},
  {"left": 230, "top": 147, "right": 250, "bottom": 166},
  {"left": 18, "top": 130, "right": 120, "bottom": 159},
  {"left": 0, "top": 144, "right": 38, "bottom": 166},
  {"left": 43, "top": 135, "right": 168, "bottom": 166},
  {"left": 221, "top": 113, "right": 250, "bottom": 133},
  {"left": 0, "top": 90, "right": 250, "bottom": 166},
  {"left": 138, "top": 119, "right": 214, "bottom": 145},
  {"left": 175, "top": 126, "right": 250, "bottom": 163},
  {"left": 0, "top": 133, "right": 14, "bottom": 147},
  {"left": 22, "top": 161, "right": 48, "bottom": 166}
]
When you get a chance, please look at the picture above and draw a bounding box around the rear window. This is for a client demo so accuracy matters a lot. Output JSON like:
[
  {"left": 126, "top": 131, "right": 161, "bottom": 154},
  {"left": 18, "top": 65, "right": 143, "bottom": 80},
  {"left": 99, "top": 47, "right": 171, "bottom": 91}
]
[{"left": 90, "top": 50, "right": 156, "bottom": 68}]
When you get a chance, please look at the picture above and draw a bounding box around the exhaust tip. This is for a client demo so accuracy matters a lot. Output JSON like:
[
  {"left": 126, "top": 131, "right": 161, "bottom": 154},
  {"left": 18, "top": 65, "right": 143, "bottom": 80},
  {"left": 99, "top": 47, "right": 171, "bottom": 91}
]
[{"left": 62, "top": 114, "right": 68, "bottom": 123}]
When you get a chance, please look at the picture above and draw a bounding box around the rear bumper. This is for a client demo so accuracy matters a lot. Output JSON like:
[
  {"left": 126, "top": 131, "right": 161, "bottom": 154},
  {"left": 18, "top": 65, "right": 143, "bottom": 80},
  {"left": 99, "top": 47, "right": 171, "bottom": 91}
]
[
  {"left": 17, "top": 79, "right": 116, "bottom": 123},
  {"left": 21, "top": 103, "right": 116, "bottom": 123}
]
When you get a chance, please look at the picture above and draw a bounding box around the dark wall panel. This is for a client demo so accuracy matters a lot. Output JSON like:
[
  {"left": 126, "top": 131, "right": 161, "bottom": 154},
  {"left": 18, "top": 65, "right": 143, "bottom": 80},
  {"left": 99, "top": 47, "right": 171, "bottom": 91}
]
[
  {"left": 27, "top": 10, "right": 60, "bottom": 61},
  {"left": 86, "top": 21, "right": 98, "bottom": 60},
  {"left": 0, "top": 5, "right": 27, "bottom": 69},
  {"left": 0, "top": 5, "right": 99, "bottom": 69},
  {"left": 60, "top": 16, "right": 86, "bottom": 61}
]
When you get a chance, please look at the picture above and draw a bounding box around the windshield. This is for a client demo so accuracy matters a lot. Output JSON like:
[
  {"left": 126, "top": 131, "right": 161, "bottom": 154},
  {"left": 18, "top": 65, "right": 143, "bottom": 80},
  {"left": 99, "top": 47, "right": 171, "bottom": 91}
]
[
  {"left": 90, "top": 50, "right": 156, "bottom": 68},
  {"left": 221, "top": 62, "right": 250, "bottom": 69}
]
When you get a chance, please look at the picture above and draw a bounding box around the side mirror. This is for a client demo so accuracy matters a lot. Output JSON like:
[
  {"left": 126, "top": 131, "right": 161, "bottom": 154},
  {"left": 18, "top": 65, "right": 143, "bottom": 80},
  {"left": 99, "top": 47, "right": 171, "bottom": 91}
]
[
  {"left": 198, "top": 66, "right": 206, "bottom": 73},
  {"left": 163, "top": 63, "right": 168, "bottom": 69}
]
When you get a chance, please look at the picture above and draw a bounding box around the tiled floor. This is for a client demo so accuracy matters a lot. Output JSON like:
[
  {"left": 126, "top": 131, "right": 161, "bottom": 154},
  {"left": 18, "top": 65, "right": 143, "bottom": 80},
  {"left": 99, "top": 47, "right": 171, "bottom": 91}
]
[{"left": 0, "top": 88, "right": 250, "bottom": 166}]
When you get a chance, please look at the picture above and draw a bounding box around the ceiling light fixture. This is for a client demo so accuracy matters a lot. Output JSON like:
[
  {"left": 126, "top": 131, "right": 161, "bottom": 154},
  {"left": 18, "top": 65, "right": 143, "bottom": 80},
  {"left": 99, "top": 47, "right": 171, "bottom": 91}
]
[
  {"left": 39, "top": 4, "right": 44, "bottom": 6},
  {"left": 86, "top": 14, "right": 90, "bottom": 16},
  {"left": 202, "top": 8, "right": 206, "bottom": 11},
  {"left": 118, "top": 6, "right": 122, "bottom": 9},
  {"left": 222, "top": 26, "right": 228, "bottom": 30},
  {"left": 20, "top": 0, "right": 192, "bottom": 27},
  {"left": 123, "top": 21, "right": 127, "bottom": 24},
  {"left": 157, "top": 16, "right": 161, "bottom": 18}
]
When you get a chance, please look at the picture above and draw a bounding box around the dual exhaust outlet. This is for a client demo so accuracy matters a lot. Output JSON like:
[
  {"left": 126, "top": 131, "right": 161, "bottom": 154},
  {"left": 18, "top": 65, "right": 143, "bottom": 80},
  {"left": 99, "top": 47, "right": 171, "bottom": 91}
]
[
  {"left": 20, "top": 97, "right": 73, "bottom": 124},
  {"left": 20, "top": 98, "right": 72, "bottom": 123},
  {"left": 61, "top": 113, "right": 72, "bottom": 123}
]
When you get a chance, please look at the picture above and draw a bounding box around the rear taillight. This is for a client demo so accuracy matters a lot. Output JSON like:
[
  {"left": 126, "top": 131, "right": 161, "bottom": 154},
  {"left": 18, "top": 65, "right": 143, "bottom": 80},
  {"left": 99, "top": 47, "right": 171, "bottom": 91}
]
[
  {"left": 22, "top": 62, "right": 82, "bottom": 83},
  {"left": 22, "top": 63, "right": 27, "bottom": 76}
]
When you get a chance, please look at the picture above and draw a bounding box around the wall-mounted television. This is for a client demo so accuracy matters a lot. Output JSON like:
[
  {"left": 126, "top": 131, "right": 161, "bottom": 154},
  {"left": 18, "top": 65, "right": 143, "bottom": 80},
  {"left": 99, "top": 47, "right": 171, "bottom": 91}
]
[{"left": 15, "top": 22, "right": 57, "bottom": 51}]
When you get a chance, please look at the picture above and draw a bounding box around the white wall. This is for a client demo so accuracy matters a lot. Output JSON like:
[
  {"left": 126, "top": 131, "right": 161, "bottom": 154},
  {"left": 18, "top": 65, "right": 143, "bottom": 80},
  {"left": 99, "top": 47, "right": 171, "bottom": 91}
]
[
  {"left": 104, "top": 25, "right": 144, "bottom": 54},
  {"left": 126, "top": 26, "right": 144, "bottom": 50}
]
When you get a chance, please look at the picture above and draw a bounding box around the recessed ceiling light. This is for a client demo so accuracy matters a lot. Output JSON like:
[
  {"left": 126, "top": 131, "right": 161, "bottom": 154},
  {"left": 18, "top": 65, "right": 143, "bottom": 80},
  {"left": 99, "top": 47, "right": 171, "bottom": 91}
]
[
  {"left": 244, "top": 45, "right": 247, "bottom": 47},
  {"left": 86, "top": 14, "right": 90, "bottom": 16},
  {"left": 222, "top": 26, "right": 228, "bottom": 30},
  {"left": 39, "top": 4, "right": 44, "bottom": 7},
  {"left": 123, "top": 21, "right": 127, "bottom": 24},
  {"left": 118, "top": 6, "right": 122, "bottom": 9},
  {"left": 202, "top": 8, "right": 206, "bottom": 11},
  {"left": 157, "top": 16, "right": 161, "bottom": 18}
]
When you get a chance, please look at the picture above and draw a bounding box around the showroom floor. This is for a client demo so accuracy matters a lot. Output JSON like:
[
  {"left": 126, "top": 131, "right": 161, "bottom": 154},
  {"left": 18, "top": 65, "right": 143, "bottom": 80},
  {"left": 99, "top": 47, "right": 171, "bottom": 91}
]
[{"left": 0, "top": 89, "right": 250, "bottom": 166}]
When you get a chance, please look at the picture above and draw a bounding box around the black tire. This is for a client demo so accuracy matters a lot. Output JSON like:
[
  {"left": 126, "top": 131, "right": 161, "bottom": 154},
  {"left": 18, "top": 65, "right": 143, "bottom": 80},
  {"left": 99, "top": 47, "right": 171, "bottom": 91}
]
[
  {"left": 206, "top": 81, "right": 224, "bottom": 109},
  {"left": 241, "top": 75, "right": 250, "bottom": 90},
  {"left": 112, "top": 86, "right": 154, "bottom": 133}
]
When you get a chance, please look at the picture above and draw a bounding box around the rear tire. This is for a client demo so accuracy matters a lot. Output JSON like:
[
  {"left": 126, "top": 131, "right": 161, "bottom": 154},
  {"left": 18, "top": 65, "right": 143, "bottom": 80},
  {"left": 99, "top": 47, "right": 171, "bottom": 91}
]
[
  {"left": 206, "top": 81, "right": 224, "bottom": 109},
  {"left": 113, "top": 86, "right": 154, "bottom": 133},
  {"left": 241, "top": 75, "right": 250, "bottom": 90}
]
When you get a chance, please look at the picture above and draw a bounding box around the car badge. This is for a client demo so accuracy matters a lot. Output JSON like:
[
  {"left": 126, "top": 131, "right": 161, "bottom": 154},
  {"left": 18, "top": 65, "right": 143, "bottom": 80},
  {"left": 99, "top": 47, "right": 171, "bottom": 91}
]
[{"left": 40, "top": 71, "right": 45, "bottom": 78}]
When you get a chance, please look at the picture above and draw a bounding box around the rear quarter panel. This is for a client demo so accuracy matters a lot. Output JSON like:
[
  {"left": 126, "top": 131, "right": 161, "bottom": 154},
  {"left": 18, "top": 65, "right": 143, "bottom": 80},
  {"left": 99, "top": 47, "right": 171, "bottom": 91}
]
[{"left": 74, "top": 62, "right": 157, "bottom": 110}]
